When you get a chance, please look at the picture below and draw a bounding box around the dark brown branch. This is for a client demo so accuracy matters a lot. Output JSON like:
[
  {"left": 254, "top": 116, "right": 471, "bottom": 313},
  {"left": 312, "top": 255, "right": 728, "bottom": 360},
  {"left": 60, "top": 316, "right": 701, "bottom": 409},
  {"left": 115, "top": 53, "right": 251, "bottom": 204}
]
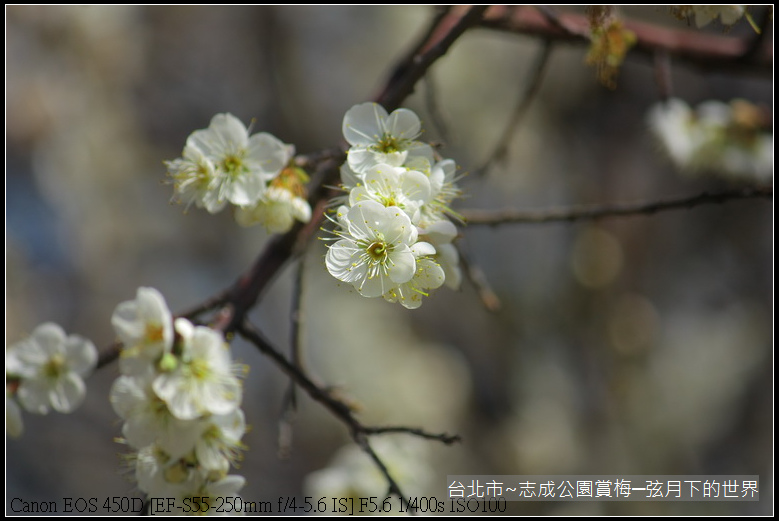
[
  {"left": 375, "top": 5, "right": 490, "bottom": 111},
  {"left": 461, "top": 187, "right": 773, "bottom": 226},
  {"left": 96, "top": 341, "right": 122, "bottom": 370},
  {"left": 479, "top": 6, "right": 772, "bottom": 75},
  {"left": 277, "top": 257, "right": 306, "bottom": 458}
]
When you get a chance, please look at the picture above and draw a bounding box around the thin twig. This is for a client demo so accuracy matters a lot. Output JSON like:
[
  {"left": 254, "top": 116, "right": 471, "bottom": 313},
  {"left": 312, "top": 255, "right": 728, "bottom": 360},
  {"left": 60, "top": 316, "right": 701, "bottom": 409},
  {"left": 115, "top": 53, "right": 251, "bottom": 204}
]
[
  {"left": 177, "top": 291, "right": 229, "bottom": 321},
  {"left": 423, "top": 73, "right": 451, "bottom": 144},
  {"left": 477, "top": 40, "right": 553, "bottom": 177},
  {"left": 461, "top": 187, "right": 773, "bottom": 226},
  {"left": 278, "top": 257, "right": 307, "bottom": 458},
  {"left": 362, "top": 426, "right": 461, "bottom": 445},
  {"left": 237, "top": 320, "right": 460, "bottom": 509},
  {"left": 353, "top": 433, "right": 413, "bottom": 513},
  {"left": 456, "top": 243, "right": 502, "bottom": 312},
  {"left": 96, "top": 341, "right": 122, "bottom": 370}
]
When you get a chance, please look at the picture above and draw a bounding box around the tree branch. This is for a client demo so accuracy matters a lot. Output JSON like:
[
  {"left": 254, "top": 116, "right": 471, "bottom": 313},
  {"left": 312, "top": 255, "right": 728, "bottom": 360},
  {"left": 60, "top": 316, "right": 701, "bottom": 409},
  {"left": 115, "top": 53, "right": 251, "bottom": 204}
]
[
  {"left": 460, "top": 187, "right": 773, "bottom": 226},
  {"left": 478, "top": 6, "right": 772, "bottom": 75},
  {"left": 375, "top": 5, "right": 490, "bottom": 111}
]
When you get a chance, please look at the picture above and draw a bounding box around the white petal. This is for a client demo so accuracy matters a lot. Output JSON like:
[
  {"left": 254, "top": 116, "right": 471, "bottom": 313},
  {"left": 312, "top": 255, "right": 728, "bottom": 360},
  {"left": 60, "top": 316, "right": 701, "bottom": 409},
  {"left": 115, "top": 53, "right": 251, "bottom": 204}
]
[
  {"left": 63, "top": 335, "right": 97, "bottom": 377},
  {"left": 387, "top": 246, "right": 416, "bottom": 284},
  {"left": 343, "top": 102, "right": 388, "bottom": 146},
  {"left": 384, "top": 108, "right": 421, "bottom": 141},
  {"left": 326, "top": 240, "right": 360, "bottom": 281},
  {"left": 48, "top": 373, "right": 86, "bottom": 413},
  {"left": 246, "top": 132, "right": 290, "bottom": 176},
  {"left": 356, "top": 272, "right": 389, "bottom": 298},
  {"left": 411, "top": 241, "right": 436, "bottom": 257}
]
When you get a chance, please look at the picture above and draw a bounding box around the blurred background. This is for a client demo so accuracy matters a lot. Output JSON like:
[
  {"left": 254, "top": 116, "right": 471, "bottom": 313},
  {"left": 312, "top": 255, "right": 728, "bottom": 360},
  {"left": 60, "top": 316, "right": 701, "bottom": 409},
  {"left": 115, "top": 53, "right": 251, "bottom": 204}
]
[{"left": 6, "top": 6, "right": 772, "bottom": 515}]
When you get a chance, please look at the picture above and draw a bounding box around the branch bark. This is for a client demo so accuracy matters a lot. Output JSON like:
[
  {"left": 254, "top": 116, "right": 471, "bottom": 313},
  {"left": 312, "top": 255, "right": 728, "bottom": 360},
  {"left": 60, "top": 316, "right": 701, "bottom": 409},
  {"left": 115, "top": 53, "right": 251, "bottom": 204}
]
[
  {"left": 460, "top": 187, "right": 773, "bottom": 226},
  {"left": 478, "top": 6, "right": 772, "bottom": 76}
]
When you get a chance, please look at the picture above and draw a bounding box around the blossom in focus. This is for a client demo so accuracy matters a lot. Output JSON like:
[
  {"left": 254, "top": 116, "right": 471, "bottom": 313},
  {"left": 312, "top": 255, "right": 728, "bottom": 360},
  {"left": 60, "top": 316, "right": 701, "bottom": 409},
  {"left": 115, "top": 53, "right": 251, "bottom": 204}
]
[
  {"left": 8, "top": 323, "right": 97, "bottom": 414},
  {"left": 326, "top": 200, "right": 423, "bottom": 298},
  {"left": 347, "top": 163, "right": 432, "bottom": 224},
  {"left": 167, "top": 113, "right": 312, "bottom": 233},
  {"left": 326, "top": 102, "right": 464, "bottom": 308},
  {"left": 343, "top": 102, "right": 434, "bottom": 173}
]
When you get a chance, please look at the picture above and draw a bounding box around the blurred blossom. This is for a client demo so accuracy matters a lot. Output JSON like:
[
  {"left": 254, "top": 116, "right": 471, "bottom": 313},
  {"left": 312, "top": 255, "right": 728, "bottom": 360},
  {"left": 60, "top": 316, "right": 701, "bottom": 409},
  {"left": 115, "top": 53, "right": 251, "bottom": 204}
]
[{"left": 648, "top": 97, "right": 773, "bottom": 182}]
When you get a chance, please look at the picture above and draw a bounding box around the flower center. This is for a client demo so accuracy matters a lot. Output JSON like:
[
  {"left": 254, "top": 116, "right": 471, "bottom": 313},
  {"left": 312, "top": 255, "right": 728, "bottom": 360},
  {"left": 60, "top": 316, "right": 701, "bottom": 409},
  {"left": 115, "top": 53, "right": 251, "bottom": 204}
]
[
  {"left": 375, "top": 133, "right": 401, "bottom": 154},
  {"left": 222, "top": 154, "right": 244, "bottom": 177},
  {"left": 190, "top": 358, "right": 211, "bottom": 381},
  {"left": 367, "top": 240, "right": 388, "bottom": 261},
  {"left": 145, "top": 323, "right": 165, "bottom": 344},
  {"left": 43, "top": 354, "right": 66, "bottom": 379},
  {"left": 379, "top": 194, "right": 399, "bottom": 208}
]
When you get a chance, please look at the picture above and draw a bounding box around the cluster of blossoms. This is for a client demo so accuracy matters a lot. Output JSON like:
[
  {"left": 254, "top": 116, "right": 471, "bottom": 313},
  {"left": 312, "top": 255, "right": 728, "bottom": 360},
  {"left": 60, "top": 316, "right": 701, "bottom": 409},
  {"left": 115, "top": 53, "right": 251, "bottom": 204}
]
[
  {"left": 670, "top": 5, "right": 749, "bottom": 28},
  {"left": 647, "top": 97, "right": 773, "bottom": 183},
  {"left": 166, "top": 113, "right": 312, "bottom": 233},
  {"left": 109, "top": 287, "right": 247, "bottom": 507},
  {"left": 6, "top": 323, "right": 98, "bottom": 438},
  {"left": 325, "top": 102, "right": 463, "bottom": 309}
]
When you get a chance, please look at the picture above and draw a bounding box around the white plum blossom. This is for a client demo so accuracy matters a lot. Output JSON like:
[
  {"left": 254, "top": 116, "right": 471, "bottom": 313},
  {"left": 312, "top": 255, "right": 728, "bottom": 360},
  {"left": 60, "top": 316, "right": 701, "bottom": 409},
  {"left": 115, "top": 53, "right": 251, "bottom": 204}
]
[
  {"left": 112, "top": 287, "right": 174, "bottom": 376},
  {"left": 425, "top": 158, "right": 463, "bottom": 222},
  {"left": 343, "top": 102, "right": 434, "bottom": 173},
  {"left": 326, "top": 102, "right": 465, "bottom": 308},
  {"left": 235, "top": 186, "right": 311, "bottom": 233},
  {"left": 166, "top": 113, "right": 313, "bottom": 233},
  {"left": 110, "top": 374, "right": 203, "bottom": 459},
  {"left": 8, "top": 323, "right": 97, "bottom": 415},
  {"left": 184, "top": 113, "right": 292, "bottom": 207},
  {"left": 152, "top": 319, "right": 243, "bottom": 421},
  {"left": 326, "top": 200, "right": 423, "bottom": 298},
  {"left": 194, "top": 409, "right": 247, "bottom": 473},
  {"left": 166, "top": 143, "right": 224, "bottom": 213},
  {"left": 384, "top": 256, "right": 446, "bottom": 309},
  {"left": 648, "top": 97, "right": 773, "bottom": 182},
  {"left": 110, "top": 288, "right": 248, "bottom": 505},
  {"left": 135, "top": 444, "right": 201, "bottom": 499},
  {"left": 420, "top": 219, "right": 462, "bottom": 290},
  {"left": 348, "top": 163, "right": 432, "bottom": 224}
]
